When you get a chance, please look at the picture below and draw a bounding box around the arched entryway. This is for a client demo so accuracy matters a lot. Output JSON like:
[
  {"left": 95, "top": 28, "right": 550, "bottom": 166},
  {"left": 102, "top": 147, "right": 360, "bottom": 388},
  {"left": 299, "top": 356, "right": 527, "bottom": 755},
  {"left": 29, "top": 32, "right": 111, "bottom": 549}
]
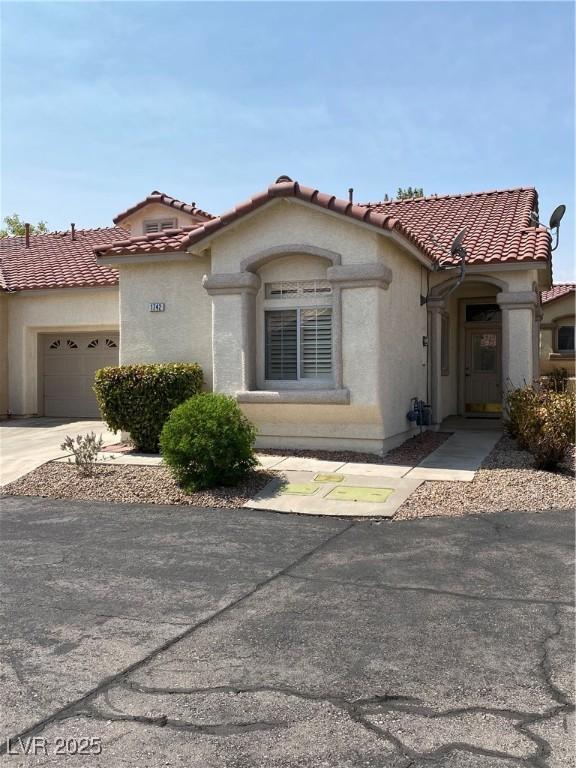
[{"left": 428, "top": 276, "right": 509, "bottom": 422}]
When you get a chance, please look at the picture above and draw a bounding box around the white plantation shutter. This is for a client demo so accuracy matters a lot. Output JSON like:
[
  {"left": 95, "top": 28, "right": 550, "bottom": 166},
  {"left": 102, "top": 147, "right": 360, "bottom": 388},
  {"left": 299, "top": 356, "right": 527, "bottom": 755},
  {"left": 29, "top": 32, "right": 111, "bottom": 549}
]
[
  {"left": 265, "top": 310, "right": 298, "bottom": 380},
  {"left": 300, "top": 308, "right": 332, "bottom": 379}
]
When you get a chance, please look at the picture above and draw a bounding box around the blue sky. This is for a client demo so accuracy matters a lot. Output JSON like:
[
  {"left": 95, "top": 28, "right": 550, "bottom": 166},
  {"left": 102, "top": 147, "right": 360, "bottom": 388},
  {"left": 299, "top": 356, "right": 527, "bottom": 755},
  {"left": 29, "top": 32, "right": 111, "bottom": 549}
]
[{"left": 2, "top": 1, "right": 574, "bottom": 279}]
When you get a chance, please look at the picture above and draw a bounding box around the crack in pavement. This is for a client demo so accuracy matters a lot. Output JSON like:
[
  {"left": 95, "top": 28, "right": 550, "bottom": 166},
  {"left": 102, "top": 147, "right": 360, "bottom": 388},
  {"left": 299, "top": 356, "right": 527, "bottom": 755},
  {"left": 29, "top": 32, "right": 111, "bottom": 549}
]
[
  {"left": 0, "top": 521, "right": 354, "bottom": 755},
  {"left": 2, "top": 512, "right": 573, "bottom": 767},
  {"left": 91, "top": 678, "right": 571, "bottom": 766},
  {"left": 284, "top": 572, "right": 575, "bottom": 607},
  {"left": 79, "top": 706, "right": 289, "bottom": 736},
  {"left": 0, "top": 598, "right": 194, "bottom": 627}
]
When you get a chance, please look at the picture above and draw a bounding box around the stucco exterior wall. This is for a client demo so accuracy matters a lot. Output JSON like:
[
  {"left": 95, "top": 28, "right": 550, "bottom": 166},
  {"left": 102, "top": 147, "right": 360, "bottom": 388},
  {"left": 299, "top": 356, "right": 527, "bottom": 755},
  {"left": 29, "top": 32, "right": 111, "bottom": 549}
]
[
  {"left": 118, "top": 256, "right": 213, "bottom": 389},
  {"left": 207, "top": 201, "right": 428, "bottom": 452},
  {"left": 119, "top": 203, "right": 206, "bottom": 236},
  {"left": 0, "top": 293, "right": 9, "bottom": 417},
  {"left": 375, "top": 239, "right": 427, "bottom": 436},
  {"left": 540, "top": 293, "right": 575, "bottom": 378},
  {"left": 7, "top": 287, "right": 119, "bottom": 415},
  {"left": 209, "top": 200, "right": 383, "bottom": 272}
]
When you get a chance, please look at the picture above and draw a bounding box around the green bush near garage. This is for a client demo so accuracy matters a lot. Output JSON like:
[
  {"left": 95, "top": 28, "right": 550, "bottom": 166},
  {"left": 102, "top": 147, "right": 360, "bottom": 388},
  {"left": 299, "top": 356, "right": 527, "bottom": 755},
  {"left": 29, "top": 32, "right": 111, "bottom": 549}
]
[
  {"left": 160, "top": 393, "right": 257, "bottom": 491},
  {"left": 94, "top": 363, "right": 203, "bottom": 452}
]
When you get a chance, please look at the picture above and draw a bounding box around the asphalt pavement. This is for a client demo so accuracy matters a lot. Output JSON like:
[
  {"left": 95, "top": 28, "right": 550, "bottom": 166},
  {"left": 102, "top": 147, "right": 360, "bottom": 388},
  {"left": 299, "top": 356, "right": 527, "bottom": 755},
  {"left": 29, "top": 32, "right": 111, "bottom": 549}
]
[{"left": 0, "top": 496, "right": 573, "bottom": 767}]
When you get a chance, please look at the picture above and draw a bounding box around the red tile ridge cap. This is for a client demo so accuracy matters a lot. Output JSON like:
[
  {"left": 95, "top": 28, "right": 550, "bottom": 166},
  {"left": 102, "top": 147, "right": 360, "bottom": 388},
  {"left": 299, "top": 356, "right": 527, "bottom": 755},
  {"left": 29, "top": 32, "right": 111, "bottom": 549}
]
[
  {"left": 361, "top": 185, "right": 537, "bottom": 207},
  {"left": 113, "top": 191, "right": 214, "bottom": 224}
]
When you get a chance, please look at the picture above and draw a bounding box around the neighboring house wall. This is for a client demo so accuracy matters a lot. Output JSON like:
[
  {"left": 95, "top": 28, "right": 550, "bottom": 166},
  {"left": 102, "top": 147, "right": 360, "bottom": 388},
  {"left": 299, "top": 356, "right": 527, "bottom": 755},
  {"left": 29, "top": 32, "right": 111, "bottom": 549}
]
[
  {"left": 119, "top": 203, "right": 205, "bottom": 235},
  {"left": 7, "top": 287, "right": 119, "bottom": 415},
  {"left": 0, "top": 293, "right": 8, "bottom": 417},
  {"left": 118, "top": 256, "right": 213, "bottom": 389},
  {"left": 540, "top": 293, "right": 576, "bottom": 381}
]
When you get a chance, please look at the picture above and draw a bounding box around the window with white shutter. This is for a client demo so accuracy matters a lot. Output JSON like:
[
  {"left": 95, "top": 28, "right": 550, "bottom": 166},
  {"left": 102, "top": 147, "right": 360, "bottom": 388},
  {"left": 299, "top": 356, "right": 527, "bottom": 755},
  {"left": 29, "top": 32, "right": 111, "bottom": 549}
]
[
  {"left": 265, "top": 310, "right": 298, "bottom": 380},
  {"left": 265, "top": 307, "right": 332, "bottom": 381},
  {"left": 300, "top": 308, "right": 332, "bottom": 378}
]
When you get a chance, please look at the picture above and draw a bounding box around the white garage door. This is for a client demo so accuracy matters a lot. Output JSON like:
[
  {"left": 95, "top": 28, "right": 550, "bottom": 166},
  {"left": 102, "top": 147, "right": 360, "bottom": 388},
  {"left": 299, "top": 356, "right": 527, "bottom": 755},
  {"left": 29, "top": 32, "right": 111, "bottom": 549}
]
[{"left": 42, "top": 332, "right": 119, "bottom": 418}]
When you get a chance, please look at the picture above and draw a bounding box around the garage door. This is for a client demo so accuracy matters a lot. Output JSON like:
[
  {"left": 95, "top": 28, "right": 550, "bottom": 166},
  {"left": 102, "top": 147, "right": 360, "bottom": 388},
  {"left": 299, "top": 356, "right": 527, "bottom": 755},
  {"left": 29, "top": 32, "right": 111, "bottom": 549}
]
[{"left": 42, "top": 332, "right": 119, "bottom": 417}]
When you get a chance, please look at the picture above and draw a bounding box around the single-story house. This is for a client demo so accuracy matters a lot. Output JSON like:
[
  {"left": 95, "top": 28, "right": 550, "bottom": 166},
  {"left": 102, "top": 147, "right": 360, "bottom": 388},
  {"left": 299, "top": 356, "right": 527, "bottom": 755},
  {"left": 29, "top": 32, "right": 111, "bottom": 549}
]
[
  {"left": 539, "top": 283, "right": 575, "bottom": 386},
  {"left": 0, "top": 177, "right": 562, "bottom": 453}
]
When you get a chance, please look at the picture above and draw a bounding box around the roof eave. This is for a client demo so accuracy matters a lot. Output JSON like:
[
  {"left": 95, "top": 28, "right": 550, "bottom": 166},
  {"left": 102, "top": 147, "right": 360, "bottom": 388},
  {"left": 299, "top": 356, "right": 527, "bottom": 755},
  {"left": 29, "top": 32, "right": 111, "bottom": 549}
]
[{"left": 184, "top": 196, "right": 435, "bottom": 269}]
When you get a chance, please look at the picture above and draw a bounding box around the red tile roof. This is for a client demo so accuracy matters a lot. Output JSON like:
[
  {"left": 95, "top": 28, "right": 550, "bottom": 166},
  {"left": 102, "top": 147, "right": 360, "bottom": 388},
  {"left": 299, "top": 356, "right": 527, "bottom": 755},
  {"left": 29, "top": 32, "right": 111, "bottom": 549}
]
[
  {"left": 362, "top": 187, "right": 551, "bottom": 266},
  {"left": 113, "top": 191, "right": 213, "bottom": 224},
  {"left": 96, "top": 178, "right": 551, "bottom": 267},
  {"left": 541, "top": 283, "right": 575, "bottom": 304},
  {"left": 0, "top": 227, "right": 126, "bottom": 292}
]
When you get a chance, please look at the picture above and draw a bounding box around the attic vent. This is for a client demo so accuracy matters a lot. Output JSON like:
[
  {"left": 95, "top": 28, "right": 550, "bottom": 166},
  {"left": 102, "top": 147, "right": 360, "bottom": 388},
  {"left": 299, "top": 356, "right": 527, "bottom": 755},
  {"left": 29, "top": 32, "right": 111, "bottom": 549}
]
[
  {"left": 265, "top": 281, "right": 332, "bottom": 299},
  {"left": 144, "top": 218, "right": 177, "bottom": 234}
]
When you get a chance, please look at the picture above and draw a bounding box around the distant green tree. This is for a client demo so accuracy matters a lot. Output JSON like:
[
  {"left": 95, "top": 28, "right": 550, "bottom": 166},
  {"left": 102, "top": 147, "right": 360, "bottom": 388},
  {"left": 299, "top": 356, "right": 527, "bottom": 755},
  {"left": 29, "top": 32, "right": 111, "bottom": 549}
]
[
  {"left": 382, "top": 187, "right": 425, "bottom": 201},
  {"left": 0, "top": 213, "right": 48, "bottom": 238}
]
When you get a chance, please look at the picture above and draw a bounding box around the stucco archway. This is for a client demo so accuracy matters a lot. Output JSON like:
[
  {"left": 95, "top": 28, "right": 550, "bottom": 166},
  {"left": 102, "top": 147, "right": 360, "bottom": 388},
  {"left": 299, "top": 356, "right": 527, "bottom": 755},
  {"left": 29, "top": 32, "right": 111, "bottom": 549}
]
[
  {"left": 239, "top": 244, "right": 342, "bottom": 274},
  {"left": 428, "top": 275, "right": 508, "bottom": 423}
]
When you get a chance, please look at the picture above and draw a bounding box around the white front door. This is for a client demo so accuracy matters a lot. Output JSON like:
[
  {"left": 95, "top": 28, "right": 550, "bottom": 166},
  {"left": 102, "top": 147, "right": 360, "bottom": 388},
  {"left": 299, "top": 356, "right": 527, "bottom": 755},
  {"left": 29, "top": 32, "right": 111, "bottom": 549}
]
[{"left": 464, "top": 328, "right": 502, "bottom": 415}]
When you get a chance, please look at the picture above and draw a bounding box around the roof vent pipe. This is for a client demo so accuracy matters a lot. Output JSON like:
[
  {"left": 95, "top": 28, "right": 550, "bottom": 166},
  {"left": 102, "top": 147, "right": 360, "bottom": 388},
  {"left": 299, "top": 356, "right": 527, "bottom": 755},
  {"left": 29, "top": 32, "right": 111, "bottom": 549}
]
[
  {"left": 348, "top": 188, "right": 354, "bottom": 203},
  {"left": 71, "top": 223, "right": 76, "bottom": 241},
  {"left": 25, "top": 223, "right": 30, "bottom": 247}
]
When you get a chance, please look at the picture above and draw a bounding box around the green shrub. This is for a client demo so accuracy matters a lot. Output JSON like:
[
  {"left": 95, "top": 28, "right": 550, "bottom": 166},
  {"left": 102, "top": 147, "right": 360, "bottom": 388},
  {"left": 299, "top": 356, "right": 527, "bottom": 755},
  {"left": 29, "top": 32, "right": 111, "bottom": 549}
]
[
  {"left": 505, "top": 384, "right": 576, "bottom": 469},
  {"left": 160, "top": 393, "right": 257, "bottom": 491},
  {"left": 94, "top": 363, "right": 203, "bottom": 452}
]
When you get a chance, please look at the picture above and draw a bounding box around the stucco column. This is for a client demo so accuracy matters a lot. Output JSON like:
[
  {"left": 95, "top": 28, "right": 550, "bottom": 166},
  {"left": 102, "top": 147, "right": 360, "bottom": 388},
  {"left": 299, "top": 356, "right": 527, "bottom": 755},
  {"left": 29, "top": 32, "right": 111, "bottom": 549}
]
[
  {"left": 533, "top": 305, "right": 543, "bottom": 380},
  {"left": 497, "top": 291, "right": 538, "bottom": 391},
  {"left": 327, "top": 263, "right": 393, "bottom": 393},
  {"left": 427, "top": 297, "right": 445, "bottom": 424},
  {"left": 203, "top": 273, "right": 261, "bottom": 394}
]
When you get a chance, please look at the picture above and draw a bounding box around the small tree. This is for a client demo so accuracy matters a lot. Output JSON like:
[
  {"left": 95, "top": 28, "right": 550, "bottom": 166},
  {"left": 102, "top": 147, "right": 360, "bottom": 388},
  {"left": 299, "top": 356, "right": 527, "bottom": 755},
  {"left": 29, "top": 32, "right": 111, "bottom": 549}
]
[
  {"left": 381, "top": 187, "right": 425, "bottom": 202},
  {"left": 0, "top": 213, "right": 48, "bottom": 238}
]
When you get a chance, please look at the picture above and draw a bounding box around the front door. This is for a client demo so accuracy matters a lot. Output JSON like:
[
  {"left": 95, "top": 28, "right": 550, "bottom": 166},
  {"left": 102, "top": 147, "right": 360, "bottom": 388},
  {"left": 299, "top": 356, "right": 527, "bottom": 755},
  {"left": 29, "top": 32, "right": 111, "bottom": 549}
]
[{"left": 464, "top": 328, "right": 502, "bottom": 415}]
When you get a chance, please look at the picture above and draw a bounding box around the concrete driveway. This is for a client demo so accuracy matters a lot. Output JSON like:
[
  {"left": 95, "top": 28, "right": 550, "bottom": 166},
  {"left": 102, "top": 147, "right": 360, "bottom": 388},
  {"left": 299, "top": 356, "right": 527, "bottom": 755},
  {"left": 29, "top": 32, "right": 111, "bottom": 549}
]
[
  {"left": 0, "top": 497, "right": 573, "bottom": 766},
  {"left": 0, "top": 418, "right": 116, "bottom": 486}
]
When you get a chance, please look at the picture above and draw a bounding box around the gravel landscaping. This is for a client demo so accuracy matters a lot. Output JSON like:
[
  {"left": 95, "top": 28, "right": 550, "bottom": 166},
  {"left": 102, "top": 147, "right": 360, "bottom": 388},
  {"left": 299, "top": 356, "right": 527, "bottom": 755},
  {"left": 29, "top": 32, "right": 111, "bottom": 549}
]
[
  {"left": 259, "top": 429, "right": 453, "bottom": 466},
  {"left": 4, "top": 432, "right": 573, "bottom": 519},
  {"left": 2, "top": 464, "right": 275, "bottom": 508},
  {"left": 395, "top": 435, "right": 575, "bottom": 520}
]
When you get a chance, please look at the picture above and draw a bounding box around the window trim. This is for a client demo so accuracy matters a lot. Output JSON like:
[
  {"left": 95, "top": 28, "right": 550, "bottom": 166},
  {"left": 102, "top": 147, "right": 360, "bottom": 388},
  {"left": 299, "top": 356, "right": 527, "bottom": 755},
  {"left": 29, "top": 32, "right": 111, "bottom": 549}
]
[
  {"left": 264, "top": 305, "right": 333, "bottom": 384},
  {"left": 554, "top": 316, "right": 576, "bottom": 353}
]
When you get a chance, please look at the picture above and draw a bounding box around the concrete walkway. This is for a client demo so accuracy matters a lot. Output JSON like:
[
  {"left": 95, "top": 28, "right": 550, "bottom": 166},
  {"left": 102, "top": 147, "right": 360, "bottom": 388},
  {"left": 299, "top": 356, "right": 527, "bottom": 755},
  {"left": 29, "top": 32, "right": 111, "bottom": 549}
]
[
  {"left": 246, "top": 430, "right": 501, "bottom": 516},
  {"left": 1, "top": 418, "right": 116, "bottom": 486},
  {"left": 50, "top": 429, "right": 503, "bottom": 518},
  {"left": 408, "top": 430, "right": 501, "bottom": 482}
]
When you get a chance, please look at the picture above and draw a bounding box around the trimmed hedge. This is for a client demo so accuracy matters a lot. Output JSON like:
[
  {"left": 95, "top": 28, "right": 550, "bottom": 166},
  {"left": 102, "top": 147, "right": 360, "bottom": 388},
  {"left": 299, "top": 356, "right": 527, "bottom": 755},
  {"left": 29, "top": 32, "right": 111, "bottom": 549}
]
[
  {"left": 94, "top": 363, "right": 203, "bottom": 452},
  {"left": 160, "top": 393, "right": 257, "bottom": 491}
]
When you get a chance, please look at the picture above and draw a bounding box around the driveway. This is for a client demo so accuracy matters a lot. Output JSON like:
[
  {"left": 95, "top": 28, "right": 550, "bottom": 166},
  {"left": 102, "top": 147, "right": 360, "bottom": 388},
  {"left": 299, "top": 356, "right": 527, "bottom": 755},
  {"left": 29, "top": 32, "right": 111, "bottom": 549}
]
[
  {"left": 0, "top": 498, "right": 573, "bottom": 767},
  {"left": 0, "top": 418, "right": 116, "bottom": 486}
]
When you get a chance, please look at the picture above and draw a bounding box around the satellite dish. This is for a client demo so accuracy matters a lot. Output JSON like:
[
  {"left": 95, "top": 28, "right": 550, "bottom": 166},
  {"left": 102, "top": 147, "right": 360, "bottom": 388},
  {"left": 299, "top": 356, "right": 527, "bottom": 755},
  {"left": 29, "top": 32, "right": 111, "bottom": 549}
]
[
  {"left": 451, "top": 227, "right": 467, "bottom": 257},
  {"left": 549, "top": 204, "right": 566, "bottom": 230}
]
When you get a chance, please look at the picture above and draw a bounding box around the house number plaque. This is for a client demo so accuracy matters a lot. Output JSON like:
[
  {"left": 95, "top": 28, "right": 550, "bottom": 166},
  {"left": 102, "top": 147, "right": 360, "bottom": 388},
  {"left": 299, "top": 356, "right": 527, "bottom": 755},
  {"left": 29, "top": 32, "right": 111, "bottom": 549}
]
[{"left": 149, "top": 302, "right": 165, "bottom": 312}]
